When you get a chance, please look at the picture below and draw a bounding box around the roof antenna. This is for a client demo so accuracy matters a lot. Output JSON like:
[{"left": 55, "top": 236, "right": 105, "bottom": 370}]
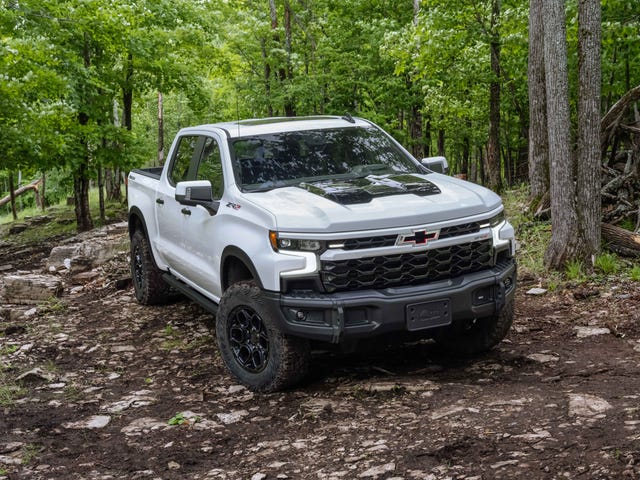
[{"left": 342, "top": 112, "right": 355, "bottom": 124}]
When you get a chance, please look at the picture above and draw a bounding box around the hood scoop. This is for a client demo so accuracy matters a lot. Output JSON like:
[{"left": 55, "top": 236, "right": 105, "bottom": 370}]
[{"left": 296, "top": 174, "right": 441, "bottom": 205}]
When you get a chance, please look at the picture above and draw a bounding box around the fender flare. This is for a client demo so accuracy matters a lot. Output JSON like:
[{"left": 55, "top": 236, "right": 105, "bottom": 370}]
[{"left": 221, "top": 246, "right": 264, "bottom": 290}]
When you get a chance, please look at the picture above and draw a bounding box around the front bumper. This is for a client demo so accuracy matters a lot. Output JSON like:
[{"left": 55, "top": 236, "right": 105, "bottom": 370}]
[{"left": 262, "top": 259, "right": 517, "bottom": 343}]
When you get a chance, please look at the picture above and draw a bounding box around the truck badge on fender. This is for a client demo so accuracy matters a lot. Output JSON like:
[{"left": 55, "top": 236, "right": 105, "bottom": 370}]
[{"left": 226, "top": 202, "right": 241, "bottom": 210}]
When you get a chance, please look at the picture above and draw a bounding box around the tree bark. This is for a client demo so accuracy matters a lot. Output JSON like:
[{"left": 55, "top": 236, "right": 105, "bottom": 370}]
[
  {"left": 158, "top": 91, "right": 165, "bottom": 165},
  {"left": 75, "top": 31, "right": 93, "bottom": 232},
  {"left": 602, "top": 223, "right": 640, "bottom": 257},
  {"left": 8, "top": 172, "right": 17, "bottom": 220},
  {"left": 527, "top": 0, "right": 549, "bottom": 201},
  {"left": 485, "top": 0, "right": 502, "bottom": 192},
  {"left": 98, "top": 165, "right": 105, "bottom": 222},
  {"left": 576, "top": 0, "right": 602, "bottom": 261},
  {"left": 543, "top": 0, "right": 579, "bottom": 269},
  {"left": 0, "top": 177, "right": 42, "bottom": 209}
]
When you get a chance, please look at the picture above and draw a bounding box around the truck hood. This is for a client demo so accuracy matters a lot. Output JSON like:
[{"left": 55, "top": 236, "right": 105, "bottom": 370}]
[{"left": 243, "top": 173, "right": 502, "bottom": 233}]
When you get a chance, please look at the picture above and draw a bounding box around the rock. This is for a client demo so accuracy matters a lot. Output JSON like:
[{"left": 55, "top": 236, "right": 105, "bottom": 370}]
[
  {"left": 121, "top": 417, "right": 167, "bottom": 436},
  {"left": 64, "top": 415, "right": 111, "bottom": 429},
  {"left": 71, "top": 271, "right": 100, "bottom": 285},
  {"left": 110, "top": 345, "right": 136, "bottom": 353},
  {"left": 168, "top": 461, "right": 181, "bottom": 470},
  {"left": 46, "top": 233, "right": 128, "bottom": 271},
  {"left": 8, "top": 224, "right": 28, "bottom": 235},
  {"left": 526, "top": 287, "right": 547, "bottom": 296},
  {"left": 69, "top": 256, "right": 94, "bottom": 274},
  {"left": 16, "top": 367, "right": 55, "bottom": 384},
  {"left": 568, "top": 394, "right": 613, "bottom": 417},
  {"left": 251, "top": 474, "right": 267, "bottom": 480},
  {"left": 527, "top": 353, "right": 559, "bottom": 363},
  {"left": 574, "top": 326, "right": 611, "bottom": 338},
  {"left": 216, "top": 410, "right": 250, "bottom": 424},
  {"left": 358, "top": 463, "right": 396, "bottom": 478},
  {"left": 0, "top": 264, "right": 13, "bottom": 272},
  {"left": 1, "top": 274, "right": 63, "bottom": 305}
]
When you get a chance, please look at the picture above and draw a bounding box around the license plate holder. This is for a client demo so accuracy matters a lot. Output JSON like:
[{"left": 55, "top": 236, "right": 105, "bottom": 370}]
[{"left": 406, "top": 300, "right": 451, "bottom": 331}]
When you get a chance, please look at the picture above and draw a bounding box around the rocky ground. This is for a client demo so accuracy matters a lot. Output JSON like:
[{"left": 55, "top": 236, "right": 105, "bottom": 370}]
[{"left": 1, "top": 224, "right": 640, "bottom": 479}]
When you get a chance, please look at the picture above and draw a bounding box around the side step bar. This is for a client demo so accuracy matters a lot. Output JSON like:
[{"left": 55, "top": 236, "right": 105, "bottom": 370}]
[{"left": 162, "top": 273, "right": 218, "bottom": 315}]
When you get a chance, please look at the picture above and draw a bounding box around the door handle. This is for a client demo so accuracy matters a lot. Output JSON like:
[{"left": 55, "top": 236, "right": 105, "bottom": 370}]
[
  {"left": 156, "top": 198, "right": 164, "bottom": 205},
  {"left": 181, "top": 208, "right": 191, "bottom": 215}
]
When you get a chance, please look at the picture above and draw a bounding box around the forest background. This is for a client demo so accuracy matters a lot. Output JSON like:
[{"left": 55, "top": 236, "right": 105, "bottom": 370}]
[{"left": 0, "top": 0, "right": 638, "bottom": 271}]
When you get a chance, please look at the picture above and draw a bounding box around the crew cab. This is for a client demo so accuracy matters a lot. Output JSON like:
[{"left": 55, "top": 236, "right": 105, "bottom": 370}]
[{"left": 127, "top": 115, "right": 516, "bottom": 392}]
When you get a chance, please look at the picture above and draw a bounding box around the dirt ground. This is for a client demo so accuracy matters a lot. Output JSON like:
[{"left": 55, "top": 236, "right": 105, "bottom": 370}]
[{"left": 1, "top": 230, "right": 640, "bottom": 480}]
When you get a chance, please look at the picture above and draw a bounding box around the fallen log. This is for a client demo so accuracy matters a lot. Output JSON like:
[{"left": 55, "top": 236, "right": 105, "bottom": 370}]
[
  {"left": 0, "top": 178, "right": 42, "bottom": 208},
  {"left": 602, "top": 222, "right": 640, "bottom": 257}
]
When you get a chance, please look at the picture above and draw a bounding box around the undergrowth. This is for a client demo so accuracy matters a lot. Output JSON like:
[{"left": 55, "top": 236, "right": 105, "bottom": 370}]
[{"left": 503, "top": 184, "right": 640, "bottom": 288}]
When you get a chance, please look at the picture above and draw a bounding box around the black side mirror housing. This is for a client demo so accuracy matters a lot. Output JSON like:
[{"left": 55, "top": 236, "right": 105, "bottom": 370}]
[{"left": 175, "top": 180, "right": 220, "bottom": 215}]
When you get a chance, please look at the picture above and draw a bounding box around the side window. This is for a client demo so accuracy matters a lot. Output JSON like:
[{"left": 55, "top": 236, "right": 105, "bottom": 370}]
[
  {"left": 196, "top": 137, "right": 224, "bottom": 199},
  {"left": 169, "top": 135, "right": 198, "bottom": 186}
]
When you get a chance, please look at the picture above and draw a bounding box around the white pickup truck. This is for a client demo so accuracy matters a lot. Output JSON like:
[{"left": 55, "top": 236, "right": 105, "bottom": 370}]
[{"left": 127, "top": 116, "right": 516, "bottom": 392}]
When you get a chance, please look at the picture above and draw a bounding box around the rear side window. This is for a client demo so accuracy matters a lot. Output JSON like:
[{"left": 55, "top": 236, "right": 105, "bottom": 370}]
[
  {"left": 196, "top": 137, "right": 224, "bottom": 199},
  {"left": 169, "top": 135, "right": 198, "bottom": 186}
]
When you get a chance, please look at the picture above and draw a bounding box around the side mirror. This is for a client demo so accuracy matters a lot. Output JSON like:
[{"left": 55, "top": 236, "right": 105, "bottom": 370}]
[
  {"left": 175, "top": 180, "right": 220, "bottom": 215},
  {"left": 421, "top": 156, "right": 449, "bottom": 174}
]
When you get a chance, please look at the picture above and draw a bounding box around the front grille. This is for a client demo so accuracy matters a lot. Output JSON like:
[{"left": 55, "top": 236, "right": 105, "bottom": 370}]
[
  {"left": 341, "top": 235, "right": 397, "bottom": 250},
  {"left": 321, "top": 239, "right": 494, "bottom": 292},
  {"left": 439, "top": 222, "right": 480, "bottom": 239}
]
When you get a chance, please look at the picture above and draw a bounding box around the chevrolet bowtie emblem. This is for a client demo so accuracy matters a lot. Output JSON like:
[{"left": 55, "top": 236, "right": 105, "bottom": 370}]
[{"left": 398, "top": 229, "right": 439, "bottom": 246}]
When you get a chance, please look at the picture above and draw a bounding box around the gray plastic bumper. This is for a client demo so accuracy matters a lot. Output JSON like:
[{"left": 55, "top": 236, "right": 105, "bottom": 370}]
[{"left": 262, "top": 259, "right": 517, "bottom": 343}]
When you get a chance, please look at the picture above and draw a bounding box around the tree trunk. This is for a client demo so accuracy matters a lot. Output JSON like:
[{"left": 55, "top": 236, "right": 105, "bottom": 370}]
[
  {"left": 437, "top": 126, "right": 445, "bottom": 157},
  {"left": 98, "top": 166, "right": 105, "bottom": 222},
  {"left": 123, "top": 53, "right": 133, "bottom": 133},
  {"left": 602, "top": 223, "right": 640, "bottom": 257},
  {"left": 75, "top": 32, "right": 93, "bottom": 232},
  {"left": 485, "top": 0, "right": 502, "bottom": 192},
  {"left": 158, "top": 91, "right": 165, "bottom": 165},
  {"left": 410, "top": 102, "right": 423, "bottom": 159},
  {"left": 528, "top": 0, "right": 549, "bottom": 201},
  {"left": 283, "top": 0, "right": 295, "bottom": 116},
  {"left": 0, "top": 178, "right": 43, "bottom": 208},
  {"left": 8, "top": 172, "right": 17, "bottom": 220},
  {"left": 73, "top": 162, "right": 93, "bottom": 232},
  {"left": 543, "top": 0, "right": 579, "bottom": 269},
  {"left": 576, "top": 0, "right": 602, "bottom": 262}
]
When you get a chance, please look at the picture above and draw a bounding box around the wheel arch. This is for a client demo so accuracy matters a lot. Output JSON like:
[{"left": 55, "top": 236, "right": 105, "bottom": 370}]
[
  {"left": 221, "top": 246, "right": 264, "bottom": 292},
  {"left": 128, "top": 207, "right": 150, "bottom": 239}
]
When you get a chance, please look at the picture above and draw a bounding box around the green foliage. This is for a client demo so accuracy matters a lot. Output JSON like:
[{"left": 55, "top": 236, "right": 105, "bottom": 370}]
[
  {"left": 565, "top": 260, "right": 587, "bottom": 283},
  {"left": 630, "top": 265, "right": 640, "bottom": 282},
  {"left": 594, "top": 252, "right": 620, "bottom": 275}
]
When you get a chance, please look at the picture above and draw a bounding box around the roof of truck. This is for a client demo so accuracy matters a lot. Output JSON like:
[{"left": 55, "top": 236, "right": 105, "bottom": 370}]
[{"left": 184, "top": 115, "right": 373, "bottom": 139}]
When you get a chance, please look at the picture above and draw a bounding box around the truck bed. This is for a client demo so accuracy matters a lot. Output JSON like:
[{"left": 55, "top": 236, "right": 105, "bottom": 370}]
[{"left": 131, "top": 167, "right": 163, "bottom": 180}]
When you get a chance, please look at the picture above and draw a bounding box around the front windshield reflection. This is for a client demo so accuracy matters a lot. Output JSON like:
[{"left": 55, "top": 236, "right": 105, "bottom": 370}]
[{"left": 230, "top": 127, "right": 422, "bottom": 192}]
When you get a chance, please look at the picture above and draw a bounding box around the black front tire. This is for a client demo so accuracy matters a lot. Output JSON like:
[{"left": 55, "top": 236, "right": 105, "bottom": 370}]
[
  {"left": 216, "top": 281, "right": 310, "bottom": 392},
  {"left": 130, "top": 229, "right": 169, "bottom": 305},
  {"left": 435, "top": 297, "right": 515, "bottom": 356}
]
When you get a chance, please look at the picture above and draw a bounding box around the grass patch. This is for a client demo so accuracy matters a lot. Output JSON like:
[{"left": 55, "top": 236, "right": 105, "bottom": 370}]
[
  {"left": 0, "top": 188, "right": 126, "bottom": 245},
  {"left": 594, "top": 252, "right": 620, "bottom": 276}
]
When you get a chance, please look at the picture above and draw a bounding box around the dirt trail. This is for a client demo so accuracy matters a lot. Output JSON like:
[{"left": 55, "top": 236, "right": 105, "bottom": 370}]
[{"left": 1, "top": 233, "right": 640, "bottom": 479}]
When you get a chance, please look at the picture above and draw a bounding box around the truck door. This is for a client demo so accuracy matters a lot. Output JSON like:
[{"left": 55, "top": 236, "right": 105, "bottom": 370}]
[
  {"left": 176, "top": 135, "right": 226, "bottom": 298},
  {"left": 155, "top": 134, "right": 202, "bottom": 270}
]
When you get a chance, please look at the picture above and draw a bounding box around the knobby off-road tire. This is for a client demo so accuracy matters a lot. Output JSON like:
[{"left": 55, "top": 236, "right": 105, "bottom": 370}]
[
  {"left": 130, "top": 229, "right": 170, "bottom": 305},
  {"left": 436, "top": 297, "right": 515, "bottom": 356},
  {"left": 216, "top": 281, "right": 310, "bottom": 393}
]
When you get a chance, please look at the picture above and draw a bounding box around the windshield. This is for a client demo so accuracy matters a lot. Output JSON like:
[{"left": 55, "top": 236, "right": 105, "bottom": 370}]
[{"left": 230, "top": 126, "right": 423, "bottom": 192}]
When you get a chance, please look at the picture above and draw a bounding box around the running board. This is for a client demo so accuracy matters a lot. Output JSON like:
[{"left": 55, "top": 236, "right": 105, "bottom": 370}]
[{"left": 162, "top": 273, "right": 218, "bottom": 315}]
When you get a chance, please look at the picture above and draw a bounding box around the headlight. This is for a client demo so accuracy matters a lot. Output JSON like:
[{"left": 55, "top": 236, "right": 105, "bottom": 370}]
[
  {"left": 480, "top": 211, "right": 505, "bottom": 228},
  {"left": 269, "top": 231, "right": 324, "bottom": 252}
]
